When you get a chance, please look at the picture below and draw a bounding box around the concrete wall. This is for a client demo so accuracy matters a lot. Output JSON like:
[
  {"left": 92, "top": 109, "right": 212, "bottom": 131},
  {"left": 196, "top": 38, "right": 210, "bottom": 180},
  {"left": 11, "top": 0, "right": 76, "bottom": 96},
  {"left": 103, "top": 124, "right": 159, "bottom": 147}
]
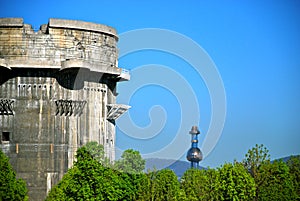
[{"left": 0, "top": 18, "right": 128, "bottom": 201}]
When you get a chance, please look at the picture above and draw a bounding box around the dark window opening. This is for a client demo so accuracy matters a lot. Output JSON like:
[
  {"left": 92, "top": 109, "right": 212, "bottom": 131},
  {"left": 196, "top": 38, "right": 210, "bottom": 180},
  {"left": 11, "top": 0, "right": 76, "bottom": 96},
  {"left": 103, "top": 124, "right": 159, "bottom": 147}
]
[{"left": 2, "top": 132, "right": 10, "bottom": 142}]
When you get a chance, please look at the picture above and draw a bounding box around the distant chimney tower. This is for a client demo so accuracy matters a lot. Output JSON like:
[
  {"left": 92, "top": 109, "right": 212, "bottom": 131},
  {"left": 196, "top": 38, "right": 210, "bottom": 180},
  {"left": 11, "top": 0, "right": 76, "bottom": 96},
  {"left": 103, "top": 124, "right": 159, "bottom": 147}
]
[{"left": 186, "top": 126, "right": 203, "bottom": 168}]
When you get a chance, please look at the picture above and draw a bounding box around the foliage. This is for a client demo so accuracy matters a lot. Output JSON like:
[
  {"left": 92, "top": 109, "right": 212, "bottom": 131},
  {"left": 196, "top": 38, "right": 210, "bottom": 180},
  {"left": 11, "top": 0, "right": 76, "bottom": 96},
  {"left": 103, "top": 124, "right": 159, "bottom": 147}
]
[
  {"left": 181, "top": 168, "right": 222, "bottom": 201},
  {"left": 46, "top": 146, "right": 135, "bottom": 201},
  {"left": 114, "top": 149, "right": 145, "bottom": 174},
  {"left": 243, "top": 144, "right": 270, "bottom": 178},
  {"left": 218, "top": 162, "right": 256, "bottom": 201},
  {"left": 132, "top": 172, "right": 152, "bottom": 201},
  {"left": 85, "top": 141, "right": 110, "bottom": 167},
  {"left": 130, "top": 168, "right": 183, "bottom": 201},
  {"left": 152, "top": 169, "right": 181, "bottom": 201},
  {"left": 256, "top": 160, "right": 297, "bottom": 201},
  {"left": 45, "top": 143, "right": 300, "bottom": 201},
  {"left": 243, "top": 144, "right": 271, "bottom": 201},
  {"left": 241, "top": 144, "right": 298, "bottom": 200},
  {"left": 0, "top": 150, "right": 28, "bottom": 201},
  {"left": 287, "top": 155, "right": 300, "bottom": 199}
]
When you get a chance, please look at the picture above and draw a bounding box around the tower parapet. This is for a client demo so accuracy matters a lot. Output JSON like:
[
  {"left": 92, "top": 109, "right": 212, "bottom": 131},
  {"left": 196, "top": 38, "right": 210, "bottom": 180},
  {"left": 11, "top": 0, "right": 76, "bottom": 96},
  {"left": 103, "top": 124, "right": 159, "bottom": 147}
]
[{"left": 0, "top": 18, "right": 129, "bottom": 201}]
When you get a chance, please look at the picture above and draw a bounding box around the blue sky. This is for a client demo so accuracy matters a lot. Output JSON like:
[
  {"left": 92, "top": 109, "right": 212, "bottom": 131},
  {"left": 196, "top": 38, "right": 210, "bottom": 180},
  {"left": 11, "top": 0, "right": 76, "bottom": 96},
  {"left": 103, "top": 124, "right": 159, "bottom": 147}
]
[{"left": 1, "top": 0, "right": 299, "bottom": 167}]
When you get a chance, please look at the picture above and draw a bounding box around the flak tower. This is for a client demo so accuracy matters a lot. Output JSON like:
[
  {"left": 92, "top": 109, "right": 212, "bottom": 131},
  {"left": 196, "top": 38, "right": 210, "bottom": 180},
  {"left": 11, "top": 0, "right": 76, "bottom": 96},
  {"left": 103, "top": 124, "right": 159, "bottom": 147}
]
[
  {"left": 186, "top": 126, "right": 203, "bottom": 168},
  {"left": 0, "top": 18, "right": 130, "bottom": 200}
]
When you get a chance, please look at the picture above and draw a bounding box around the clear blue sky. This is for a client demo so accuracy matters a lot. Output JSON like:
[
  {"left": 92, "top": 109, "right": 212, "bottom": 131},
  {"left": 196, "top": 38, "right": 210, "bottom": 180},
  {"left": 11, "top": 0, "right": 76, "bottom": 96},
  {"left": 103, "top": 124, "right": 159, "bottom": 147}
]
[{"left": 1, "top": 0, "right": 299, "bottom": 167}]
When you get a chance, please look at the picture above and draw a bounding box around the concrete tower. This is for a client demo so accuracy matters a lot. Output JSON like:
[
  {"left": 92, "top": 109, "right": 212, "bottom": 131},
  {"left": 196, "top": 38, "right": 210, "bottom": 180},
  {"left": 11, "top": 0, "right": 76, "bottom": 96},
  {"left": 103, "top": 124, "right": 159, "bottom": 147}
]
[
  {"left": 186, "top": 125, "right": 203, "bottom": 168},
  {"left": 0, "top": 18, "right": 130, "bottom": 200}
]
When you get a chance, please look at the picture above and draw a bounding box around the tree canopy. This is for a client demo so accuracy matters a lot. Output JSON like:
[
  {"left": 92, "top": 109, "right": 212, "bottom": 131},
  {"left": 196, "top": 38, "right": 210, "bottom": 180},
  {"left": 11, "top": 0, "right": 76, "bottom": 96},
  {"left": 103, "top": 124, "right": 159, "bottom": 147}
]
[
  {"left": 46, "top": 146, "right": 135, "bottom": 201},
  {"left": 0, "top": 150, "right": 28, "bottom": 201},
  {"left": 256, "top": 160, "right": 297, "bottom": 201},
  {"left": 218, "top": 162, "right": 256, "bottom": 201},
  {"left": 151, "top": 169, "right": 181, "bottom": 201},
  {"left": 85, "top": 141, "right": 110, "bottom": 167},
  {"left": 45, "top": 143, "right": 300, "bottom": 201},
  {"left": 287, "top": 155, "right": 300, "bottom": 200},
  {"left": 114, "top": 149, "right": 145, "bottom": 174},
  {"left": 243, "top": 144, "right": 270, "bottom": 178},
  {"left": 181, "top": 168, "right": 222, "bottom": 201}
]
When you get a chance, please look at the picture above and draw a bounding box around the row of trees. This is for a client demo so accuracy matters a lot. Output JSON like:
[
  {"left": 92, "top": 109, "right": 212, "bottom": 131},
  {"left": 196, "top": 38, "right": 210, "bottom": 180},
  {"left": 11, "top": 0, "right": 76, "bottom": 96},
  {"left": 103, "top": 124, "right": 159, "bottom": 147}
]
[
  {"left": 45, "top": 143, "right": 300, "bottom": 201},
  {"left": 0, "top": 143, "right": 299, "bottom": 200}
]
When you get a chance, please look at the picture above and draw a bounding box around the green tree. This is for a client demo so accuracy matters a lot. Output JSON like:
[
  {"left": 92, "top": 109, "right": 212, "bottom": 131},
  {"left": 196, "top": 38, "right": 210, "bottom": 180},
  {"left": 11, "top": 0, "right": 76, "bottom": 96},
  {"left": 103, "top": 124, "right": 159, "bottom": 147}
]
[
  {"left": 46, "top": 146, "right": 135, "bottom": 201},
  {"left": 85, "top": 141, "right": 110, "bottom": 167},
  {"left": 287, "top": 155, "right": 300, "bottom": 200},
  {"left": 114, "top": 149, "right": 145, "bottom": 174},
  {"left": 257, "top": 160, "right": 297, "bottom": 201},
  {"left": 181, "top": 168, "right": 222, "bottom": 201},
  {"left": 0, "top": 150, "right": 28, "bottom": 201},
  {"left": 243, "top": 144, "right": 270, "bottom": 178},
  {"left": 134, "top": 169, "right": 183, "bottom": 201},
  {"left": 152, "top": 169, "right": 181, "bottom": 201},
  {"left": 131, "top": 172, "right": 152, "bottom": 201},
  {"left": 218, "top": 162, "right": 256, "bottom": 201},
  {"left": 243, "top": 144, "right": 271, "bottom": 201}
]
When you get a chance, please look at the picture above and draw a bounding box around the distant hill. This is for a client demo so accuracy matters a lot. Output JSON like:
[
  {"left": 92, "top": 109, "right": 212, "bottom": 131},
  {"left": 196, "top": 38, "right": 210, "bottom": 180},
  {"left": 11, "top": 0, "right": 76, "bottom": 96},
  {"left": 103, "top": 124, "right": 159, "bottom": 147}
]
[
  {"left": 145, "top": 155, "right": 300, "bottom": 178},
  {"left": 272, "top": 155, "right": 300, "bottom": 163},
  {"left": 145, "top": 158, "right": 206, "bottom": 178}
]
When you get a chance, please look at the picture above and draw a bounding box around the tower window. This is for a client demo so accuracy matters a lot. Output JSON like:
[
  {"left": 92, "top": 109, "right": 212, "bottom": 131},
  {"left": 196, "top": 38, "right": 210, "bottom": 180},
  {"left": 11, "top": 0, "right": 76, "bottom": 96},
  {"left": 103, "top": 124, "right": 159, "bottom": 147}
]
[{"left": 2, "top": 132, "right": 10, "bottom": 142}]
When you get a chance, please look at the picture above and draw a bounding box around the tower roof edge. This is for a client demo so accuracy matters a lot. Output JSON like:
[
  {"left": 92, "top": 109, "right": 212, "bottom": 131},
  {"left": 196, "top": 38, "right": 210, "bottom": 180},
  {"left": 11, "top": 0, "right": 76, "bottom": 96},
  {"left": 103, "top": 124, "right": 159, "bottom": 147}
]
[{"left": 0, "top": 18, "right": 23, "bottom": 27}]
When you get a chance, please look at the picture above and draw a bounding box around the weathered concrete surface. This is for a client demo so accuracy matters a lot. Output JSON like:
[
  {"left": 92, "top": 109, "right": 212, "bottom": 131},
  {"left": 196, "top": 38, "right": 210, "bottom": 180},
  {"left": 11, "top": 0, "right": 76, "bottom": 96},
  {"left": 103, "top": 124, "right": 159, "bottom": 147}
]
[{"left": 0, "top": 18, "right": 129, "bottom": 201}]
